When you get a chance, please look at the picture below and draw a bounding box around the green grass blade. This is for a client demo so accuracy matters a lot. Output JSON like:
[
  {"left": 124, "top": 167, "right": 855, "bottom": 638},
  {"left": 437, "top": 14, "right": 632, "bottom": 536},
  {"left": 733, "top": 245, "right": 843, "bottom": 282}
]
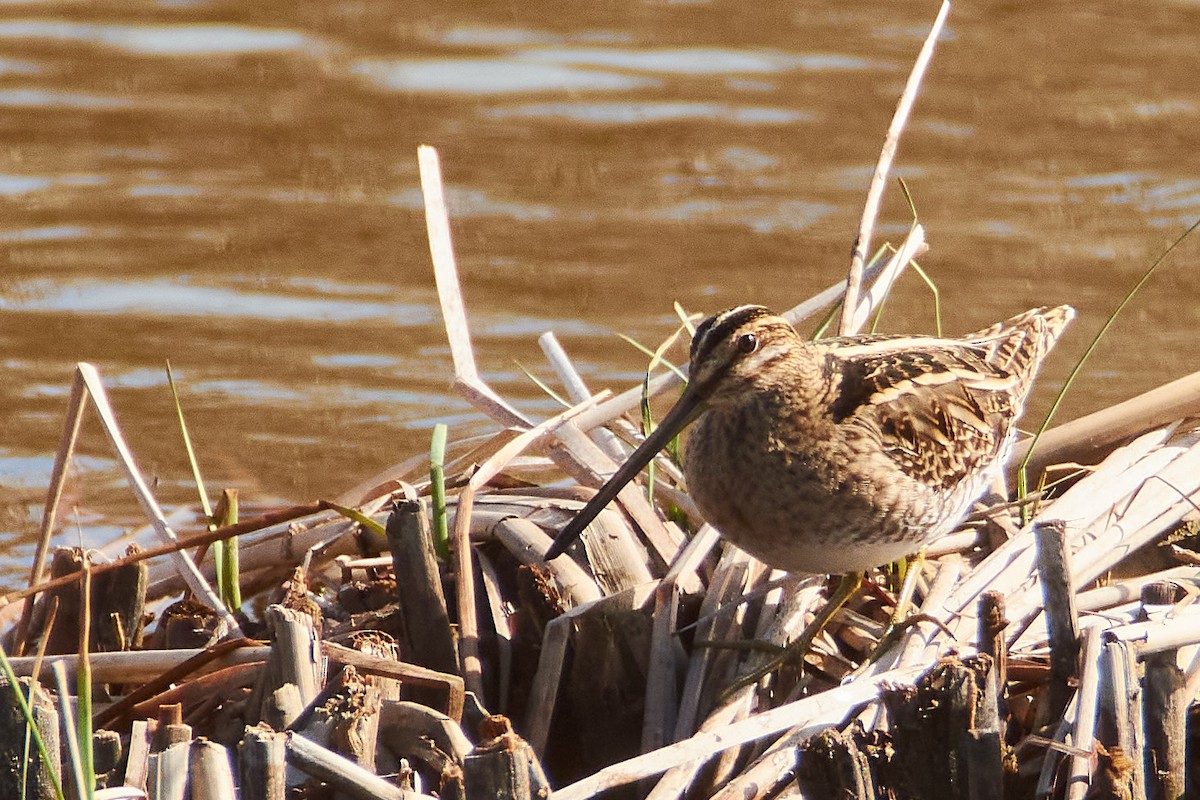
[
  {"left": 216, "top": 490, "right": 241, "bottom": 609},
  {"left": 430, "top": 423, "right": 450, "bottom": 559},
  {"left": 515, "top": 361, "right": 571, "bottom": 407},
  {"left": 325, "top": 501, "right": 388, "bottom": 540},
  {"left": 166, "top": 361, "right": 213, "bottom": 520},
  {"left": 1018, "top": 215, "right": 1200, "bottom": 503}
]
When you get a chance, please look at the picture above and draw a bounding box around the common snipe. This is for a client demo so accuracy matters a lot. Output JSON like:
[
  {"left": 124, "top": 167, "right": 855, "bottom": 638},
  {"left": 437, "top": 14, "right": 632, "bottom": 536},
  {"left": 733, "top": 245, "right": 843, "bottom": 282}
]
[{"left": 546, "top": 304, "right": 1074, "bottom": 576}]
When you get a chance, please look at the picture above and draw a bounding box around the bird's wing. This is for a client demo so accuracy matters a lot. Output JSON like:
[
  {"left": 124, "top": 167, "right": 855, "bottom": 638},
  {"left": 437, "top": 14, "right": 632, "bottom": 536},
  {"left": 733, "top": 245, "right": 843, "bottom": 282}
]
[{"left": 825, "top": 338, "right": 1023, "bottom": 489}]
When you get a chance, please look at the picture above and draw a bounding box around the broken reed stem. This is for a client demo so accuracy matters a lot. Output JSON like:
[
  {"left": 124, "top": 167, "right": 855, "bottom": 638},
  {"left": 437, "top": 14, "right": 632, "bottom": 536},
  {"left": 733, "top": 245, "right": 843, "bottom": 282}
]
[
  {"left": 839, "top": 0, "right": 950, "bottom": 334},
  {"left": 1141, "top": 582, "right": 1187, "bottom": 800},
  {"left": 1034, "top": 519, "right": 1080, "bottom": 726},
  {"left": 418, "top": 144, "right": 477, "bottom": 386},
  {"left": 1066, "top": 625, "right": 1103, "bottom": 800},
  {"left": 74, "top": 364, "right": 240, "bottom": 637},
  {"left": 453, "top": 486, "right": 484, "bottom": 699},
  {"left": 16, "top": 368, "right": 89, "bottom": 657},
  {"left": 977, "top": 591, "right": 1008, "bottom": 700}
]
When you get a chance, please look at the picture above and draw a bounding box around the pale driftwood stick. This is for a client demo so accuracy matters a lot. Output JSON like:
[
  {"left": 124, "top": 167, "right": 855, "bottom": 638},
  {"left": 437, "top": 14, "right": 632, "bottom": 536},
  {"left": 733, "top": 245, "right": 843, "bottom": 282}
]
[
  {"left": 12, "top": 644, "right": 266, "bottom": 685},
  {"left": 1140, "top": 582, "right": 1187, "bottom": 800},
  {"left": 1034, "top": 519, "right": 1080, "bottom": 727},
  {"left": 250, "top": 606, "right": 321, "bottom": 727},
  {"left": 15, "top": 368, "right": 87, "bottom": 656},
  {"left": 75, "top": 363, "right": 240, "bottom": 637},
  {"left": 538, "top": 330, "right": 629, "bottom": 465},
  {"left": 491, "top": 517, "right": 606, "bottom": 603},
  {"left": 1066, "top": 624, "right": 1104, "bottom": 800},
  {"left": 384, "top": 499, "right": 458, "bottom": 674},
  {"left": 239, "top": 725, "right": 287, "bottom": 800},
  {"left": 925, "top": 528, "right": 981, "bottom": 558},
  {"left": 524, "top": 614, "right": 571, "bottom": 758},
  {"left": 1078, "top": 567, "right": 1200, "bottom": 614},
  {"left": 451, "top": 485, "right": 484, "bottom": 701},
  {"left": 124, "top": 718, "right": 155, "bottom": 790},
  {"left": 843, "top": 223, "right": 927, "bottom": 335},
  {"left": 150, "top": 741, "right": 191, "bottom": 800},
  {"left": 839, "top": 0, "right": 950, "bottom": 334},
  {"left": 418, "top": 145, "right": 528, "bottom": 429},
  {"left": 1098, "top": 639, "right": 1145, "bottom": 800},
  {"left": 420, "top": 144, "right": 478, "bottom": 387},
  {"left": 262, "top": 684, "right": 304, "bottom": 735},
  {"left": 704, "top": 728, "right": 804, "bottom": 800},
  {"left": 286, "top": 732, "right": 434, "bottom": 800},
  {"left": 552, "top": 662, "right": 928, "bottom": 800},
  {"left": 671, "top": 528, "right": 744, "bottom": 741},
  {"left": 188, "top": 739, "right": 236, "bottom": 800},
  {"left": 1010, "top": 368, "right": 1200, "bottom": 485},
  {"left": 1103, "top": 607, "right": 1200, "bottom": 655}
]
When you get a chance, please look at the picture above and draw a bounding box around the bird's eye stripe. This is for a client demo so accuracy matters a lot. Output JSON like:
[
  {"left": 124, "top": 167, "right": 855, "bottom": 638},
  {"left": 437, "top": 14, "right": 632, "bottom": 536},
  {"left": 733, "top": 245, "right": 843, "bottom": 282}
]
[{"left": 691, "top": 305, "right": 771, "bottom": 363}]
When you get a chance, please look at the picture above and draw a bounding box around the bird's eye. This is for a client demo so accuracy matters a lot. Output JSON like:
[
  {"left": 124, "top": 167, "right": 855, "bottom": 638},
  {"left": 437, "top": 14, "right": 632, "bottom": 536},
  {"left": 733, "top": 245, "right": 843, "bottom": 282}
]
[{"left": 736, "top": 333, "right": 759, "bottom": 354}]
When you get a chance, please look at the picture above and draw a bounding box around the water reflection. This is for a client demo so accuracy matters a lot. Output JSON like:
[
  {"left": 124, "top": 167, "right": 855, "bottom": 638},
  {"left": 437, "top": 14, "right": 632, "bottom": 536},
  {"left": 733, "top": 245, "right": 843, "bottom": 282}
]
[
  {"left": 0, "top": 278, "right": 435, "bottom": 323},
  {"left": 0, "top": 21, "right": 314, "bottom": 55}
]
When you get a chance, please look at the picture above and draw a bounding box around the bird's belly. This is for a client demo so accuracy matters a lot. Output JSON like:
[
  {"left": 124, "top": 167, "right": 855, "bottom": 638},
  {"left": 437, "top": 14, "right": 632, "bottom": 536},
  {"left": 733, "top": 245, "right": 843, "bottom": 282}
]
[{"left": 684, "top": 431, "right": 960, "bottom": 574}]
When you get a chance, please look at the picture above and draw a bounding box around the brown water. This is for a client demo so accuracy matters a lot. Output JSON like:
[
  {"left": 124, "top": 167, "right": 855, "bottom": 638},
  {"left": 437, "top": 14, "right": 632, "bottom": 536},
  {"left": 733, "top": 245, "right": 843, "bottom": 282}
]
[{"left": 2, "top": 1, "right": 1199, "bottom": 587}]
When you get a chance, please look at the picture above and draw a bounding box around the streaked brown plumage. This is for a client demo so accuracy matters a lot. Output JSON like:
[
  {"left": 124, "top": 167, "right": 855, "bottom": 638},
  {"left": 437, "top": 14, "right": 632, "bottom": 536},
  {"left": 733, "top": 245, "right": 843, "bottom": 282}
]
[{"left": 545, "top": 304, "right": 1074, "bottom": 574}]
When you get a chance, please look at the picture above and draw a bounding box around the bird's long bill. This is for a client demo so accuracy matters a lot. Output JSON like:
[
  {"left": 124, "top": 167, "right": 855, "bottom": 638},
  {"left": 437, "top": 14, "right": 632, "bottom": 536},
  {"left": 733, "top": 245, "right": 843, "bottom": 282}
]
[{"left": 544, "top": 385, "right": 705, "bottom": 560}]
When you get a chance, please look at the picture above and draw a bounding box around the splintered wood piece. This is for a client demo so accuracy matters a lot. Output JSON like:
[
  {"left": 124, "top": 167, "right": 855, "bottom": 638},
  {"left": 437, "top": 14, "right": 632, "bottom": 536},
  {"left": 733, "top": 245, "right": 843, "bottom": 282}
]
[
  {"left": 189, "top": 738, "right": 237, "bottom": 800},
  {"left": 463, "top": 715, "right": 551, "bottom": 800},
  {"left": 1033, "top": 519, "right": 1079, "bottom": 728},
  {"left": 385, "top": 499, "right": 458, "bottom": 674},
  {"left": 249, "top": 605, "right": 323, "bottom": 727},
  {"left": 0, "top": 676, "right": 59, "bottom": 798},
  {"left": 239, "top": 725, "right": 288, "bottom": 800}
]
